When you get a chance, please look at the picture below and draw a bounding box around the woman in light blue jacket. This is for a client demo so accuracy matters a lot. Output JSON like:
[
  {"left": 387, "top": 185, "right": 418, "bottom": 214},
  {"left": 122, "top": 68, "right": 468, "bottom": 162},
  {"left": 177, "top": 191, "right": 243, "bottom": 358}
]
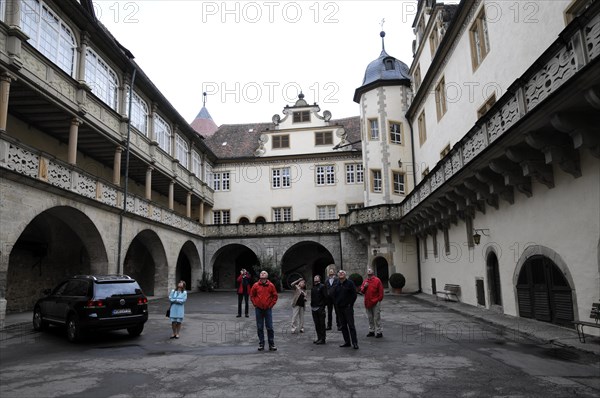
[{"left": 169, "top": 280, "right": 187, "bottom": 339}]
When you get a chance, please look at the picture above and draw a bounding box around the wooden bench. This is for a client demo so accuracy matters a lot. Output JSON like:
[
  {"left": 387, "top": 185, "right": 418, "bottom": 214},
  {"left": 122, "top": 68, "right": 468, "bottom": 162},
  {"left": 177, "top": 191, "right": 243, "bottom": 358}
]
[
  {"left": 573, "top": 303, "right": 599, "bottom": 343},
  {"left": 436, "top": 284, "right": 460, "bottom": 302}
]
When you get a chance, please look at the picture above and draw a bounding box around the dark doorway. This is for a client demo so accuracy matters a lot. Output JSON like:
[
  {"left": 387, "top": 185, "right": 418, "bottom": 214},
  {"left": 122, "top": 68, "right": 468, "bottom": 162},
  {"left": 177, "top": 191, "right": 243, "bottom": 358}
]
[
  {"left": 212, "top": 244, "right": 258, "bottom": 289},
  {"left": 374, "top": 257, "right": 390, "bottom": 288},
  {"left": 175, "top": 252, "right": 192, "bottom": 290},
  {"left": 281, "top": 242, "right": 334, "bottom": 289},
  {"left": 516, "top": 255, "right": 573, "bottom": 326},
  {"left": 487, "top": 252, "right": 502, "bottom": 306}
]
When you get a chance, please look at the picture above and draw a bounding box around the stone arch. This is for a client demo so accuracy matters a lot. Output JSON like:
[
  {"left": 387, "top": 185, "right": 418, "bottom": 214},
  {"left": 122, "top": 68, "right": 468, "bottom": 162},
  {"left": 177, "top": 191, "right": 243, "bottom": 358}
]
[
  {"left": 175, "top": 241, "right": 201, "bottom": 291},
  {"left": 6, "top": 206, "right": 108, "bottom": 313},
  {"left": 513, "top": 245, "right": 578, "bottom": 325},
  {"left": 281, "top": 241, "right": 334, "bottom": 289},
  {"left": 485, "top": 246, "right": 503, "bottom": 307},
  {"left": 123, "top": 229, "right": 167, "bottom": 296},
  {"left": 211, "top": 244, "right": 258, "bottom": 289}
]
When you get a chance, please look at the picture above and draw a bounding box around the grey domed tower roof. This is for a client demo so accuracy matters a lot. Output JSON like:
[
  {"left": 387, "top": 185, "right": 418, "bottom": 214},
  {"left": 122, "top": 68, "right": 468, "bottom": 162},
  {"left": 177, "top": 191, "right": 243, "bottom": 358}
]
[{"left": 353, "top": 31, "right": 411, "bottom": 103}]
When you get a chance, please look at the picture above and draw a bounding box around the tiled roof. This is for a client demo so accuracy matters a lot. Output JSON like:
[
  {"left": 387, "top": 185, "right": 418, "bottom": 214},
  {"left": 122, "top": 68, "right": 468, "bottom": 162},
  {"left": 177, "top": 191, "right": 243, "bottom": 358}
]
[
  {"left": 204, "top": 116, "right": 361, "bottom": 160},
  {"left": 190, "top": 106, "right": 218, "bottom": 137}
]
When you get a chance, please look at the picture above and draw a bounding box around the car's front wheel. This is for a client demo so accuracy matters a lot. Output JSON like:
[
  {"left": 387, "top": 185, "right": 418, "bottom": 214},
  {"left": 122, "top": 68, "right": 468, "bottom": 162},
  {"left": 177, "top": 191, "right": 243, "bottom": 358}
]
[
  {"left": 32, "top": 307, "right": 48, "bottom": 331},
  {"left": 66, "top": 315, "right": 82, "bottom": 342},
  {"left": 127, "top": 324, "right": 144, "bottom": 337}
]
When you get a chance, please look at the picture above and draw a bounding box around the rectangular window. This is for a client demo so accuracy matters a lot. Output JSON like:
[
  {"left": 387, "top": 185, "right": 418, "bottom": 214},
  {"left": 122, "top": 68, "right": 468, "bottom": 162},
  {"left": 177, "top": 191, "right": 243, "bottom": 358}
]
[
  {"left": 317, "top": 205, "right": 337, "bottom": 220},
  {"left": 192, "top": 151, "right": 202, "bottom": 178},
  {"left": 393, "top": 172, "right": 405, "bottom": 194},
  {"left": 154, "top": 114, "right": 172, "bottom": 154},
  {"left": 435, "top": 77, "right": 447, "bottom": 120},
  {"left": 316, "top": 165, "right": 335, "bottom": 186},
  {"left": 175, "top": 135, "right": 189, "bottom": 169},
  {"left": 432, "top": 230, "right": 439, "bottom": 258},
  {"left": 389, "top": 122, "right": 402, "bottom": 144},
  {"left": 477, "top": 93, "right": 497, "bottom": 119},
  {"left": 371, "top": 169, "right": 382, "bottom": 193},
  {"left": 423, "top": 235, "right": 428, "bottom": 259},
  {"left": 345, "top": 163, "right": 364, "bottom": 184},
  {"left": 212, "top": 172, "right": 230, "bottom": 191},
  {"left": 293, "top": 111, "right": 310, "bottom": 123},
  {"left": 443, "top": 227, "right": 450, "bottom": 255},
  {"left": 272, "top": 134, "right": 290, "bottom": 149},
  {"left": 429, "top": 27, "right": 439, "bottom": 56},
  {"left": 213, "top": 210, "right": 230, "bottom": 225},
  {"left": 470, "top": 8, "right": 490, "bottom": 70},
  {"left": 315, "top": 131, "right": 333, "bottom": 146},
  {"left": 126, "top": 89, "right": 148, "bottom": 135},
  {"left": 272, "top": 167, "right": 291, "bottom": 189},
  {"left": 368, "top": 118, "right": 379, "bottom": 140},
  {"left": 273, "top": 207, "right": 292, "bottom": 222},
  {"left": 347, "top": 203, "right": 364, "bottom": 212},
  {"left": 418, "top": 111, "right": 427, "bottom": 146}
]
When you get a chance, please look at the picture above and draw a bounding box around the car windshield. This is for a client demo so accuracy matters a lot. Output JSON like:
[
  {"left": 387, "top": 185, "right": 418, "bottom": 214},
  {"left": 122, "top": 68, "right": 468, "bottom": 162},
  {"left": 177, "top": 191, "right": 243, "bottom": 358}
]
[{"left": 95, "top": 281, "right": 142, "bottom": 298}]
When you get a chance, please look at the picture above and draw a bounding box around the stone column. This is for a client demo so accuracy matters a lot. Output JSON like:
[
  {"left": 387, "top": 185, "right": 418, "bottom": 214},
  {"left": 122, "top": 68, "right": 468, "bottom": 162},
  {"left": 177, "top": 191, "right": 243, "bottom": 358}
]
[
  {"left": 67, "top": 118, "right": 82, "bottom": 165},
  {"left": 0, "top": 73, "right": 14, "bottom": 131},
  {"left": 77, "top": 32, "right": 89, "bottom": 84},
  {"left": 113, "top": 146, "right": 122, "bottom": 185},
  {"left": 145, "top": 167, "right": 153, "bottom": 200},
  {"left": 186, "top": 192, "right": 192, "bottom": 218},
  {"left": 169, "top": 180, "right": 174, "bottom": 210},
  {"left": 199, "top": 200, "right": 205, "bottom": 224}
]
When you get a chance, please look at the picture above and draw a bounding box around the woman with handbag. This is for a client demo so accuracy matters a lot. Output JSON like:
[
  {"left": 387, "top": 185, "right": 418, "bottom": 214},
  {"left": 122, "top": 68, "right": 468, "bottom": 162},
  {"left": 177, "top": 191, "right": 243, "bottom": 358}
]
[{"left": 169, "top": 280, "right": 187, "bottom": 339}]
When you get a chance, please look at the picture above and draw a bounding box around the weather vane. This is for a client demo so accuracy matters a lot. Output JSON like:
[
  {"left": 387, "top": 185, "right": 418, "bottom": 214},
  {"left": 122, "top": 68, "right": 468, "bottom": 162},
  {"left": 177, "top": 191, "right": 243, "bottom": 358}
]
[
  {"left": 380, "top": 18, "right": 385, "bottom": 31},
  {"left": 203, "top": 91, "right": 207, "bottom": 107}
]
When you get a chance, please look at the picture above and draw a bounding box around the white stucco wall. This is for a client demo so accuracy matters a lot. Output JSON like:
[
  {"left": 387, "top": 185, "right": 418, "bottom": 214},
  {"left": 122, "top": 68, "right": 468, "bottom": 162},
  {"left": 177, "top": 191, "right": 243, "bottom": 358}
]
[{"left": 418, "top": 152, "right": 599, "bottom": 321}]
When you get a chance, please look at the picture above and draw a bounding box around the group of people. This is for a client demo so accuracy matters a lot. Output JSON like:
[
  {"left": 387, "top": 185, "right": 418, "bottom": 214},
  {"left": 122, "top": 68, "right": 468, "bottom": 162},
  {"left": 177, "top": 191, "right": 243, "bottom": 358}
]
[{"left": 167, "top": 266, "right": 385, "bottom": 352}]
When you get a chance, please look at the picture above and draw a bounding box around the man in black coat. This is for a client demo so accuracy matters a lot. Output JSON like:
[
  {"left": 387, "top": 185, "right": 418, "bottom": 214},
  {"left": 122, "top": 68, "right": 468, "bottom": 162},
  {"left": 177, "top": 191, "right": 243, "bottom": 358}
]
[
  {"left": 334, "top": 270, "right": 358, "bottom": 349},
  {"left": 310, "top": 275, "right": 327, "bottom": 344},
  {"left": 325, "top": 267, "right": 340, "bottom": 330}
]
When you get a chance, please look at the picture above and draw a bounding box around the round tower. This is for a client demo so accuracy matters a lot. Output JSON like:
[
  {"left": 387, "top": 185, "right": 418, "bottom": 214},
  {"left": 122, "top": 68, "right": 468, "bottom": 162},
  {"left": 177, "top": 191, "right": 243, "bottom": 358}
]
[{"left": 354, "top": 31, "right": 413, "bottom": 207}]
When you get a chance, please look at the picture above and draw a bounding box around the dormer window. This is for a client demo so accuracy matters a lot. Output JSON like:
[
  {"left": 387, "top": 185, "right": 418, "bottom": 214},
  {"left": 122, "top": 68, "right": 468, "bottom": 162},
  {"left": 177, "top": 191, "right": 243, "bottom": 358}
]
[
  {"left": 384, "top": 58, "right": 395, "bottom": 71},
  {"left": 293, "top": 111, "right": 310, "bottom": 123}
]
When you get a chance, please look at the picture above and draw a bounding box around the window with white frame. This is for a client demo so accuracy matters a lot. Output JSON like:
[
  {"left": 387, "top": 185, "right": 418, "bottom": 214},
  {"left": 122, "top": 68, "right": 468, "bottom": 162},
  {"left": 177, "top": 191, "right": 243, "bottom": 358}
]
[
  {"left": 1, "top": 0, "right": 6, "bottom": 22},
  {"left": 175, "top": 135, "right": 189, "bottom": 169},
  {"left": 125, "top": 89, "right": 149, "bottom": 135},
  {"left": 205, "top": 164, "right": 214, "bottom": 188},
  {"left": 272, "top": 167, "right": 291, "bottom": 189},
  {"left": 154, "top": 114, "right": 171, "bottom": 154},
  {"left": 368, "top": 118, "right": 379, "bottom": 140},
  {"left": 435, "top": 77, "right": 447, "bottom": 120},
  {"left": 213, "top": 210, "right": 230, "bottom": 225},
  {"left": 316, "top": 165, "right": 335, "bottom": 186},
  {"left": 469, "top": 7, "right": 490, "bottom": 70},
  {"left": 212, "top": 171, "right": 230, "bottom": 191},
  {"left": 191, "top": 151, "right": 202, "bottom": 178},
  {"left": 85, "top": 48, "right": 118, "bottom": 110},
  {"left": 393, "top": 172, "right": 405, "bottom": 194},
  {"left": 20, "top": 0, "right": 77, "bottom": 76},
  {"left": 273, "top": 207, "right": 292, "bottom": 222},
  {"left": 345, "top": 163, "right": 364, "bottom": 184},
  {"left": 317, "top": 205, "right": 337, "bottom": 220},
  {"left": 371, "top": 169, "right": 382, "bottom": 193},
  {"left": 389, "top": 122, "right": 402, "bottom": 144}
]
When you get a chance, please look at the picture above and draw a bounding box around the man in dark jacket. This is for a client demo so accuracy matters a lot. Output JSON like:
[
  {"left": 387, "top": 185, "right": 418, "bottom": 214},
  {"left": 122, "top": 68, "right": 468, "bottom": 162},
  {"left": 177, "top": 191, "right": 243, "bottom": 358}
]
[
  {"left": 334, "top": 270, "right": 358, "bottom": 349},
  {"left": 250, "top": 271, "right": 278, "bottom": 351},
  {"left": 325, "top": 267, "right": 340, "bottom": 330},
  {"left": 310, "top": 275, "right": 327, "bottom": 344}
]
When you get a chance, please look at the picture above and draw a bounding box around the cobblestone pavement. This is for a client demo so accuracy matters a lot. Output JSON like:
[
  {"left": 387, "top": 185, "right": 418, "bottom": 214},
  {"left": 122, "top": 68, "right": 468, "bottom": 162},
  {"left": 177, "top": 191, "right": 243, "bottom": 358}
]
[{"left": 1, "top": 292, "right": 598, "bottom": 398}]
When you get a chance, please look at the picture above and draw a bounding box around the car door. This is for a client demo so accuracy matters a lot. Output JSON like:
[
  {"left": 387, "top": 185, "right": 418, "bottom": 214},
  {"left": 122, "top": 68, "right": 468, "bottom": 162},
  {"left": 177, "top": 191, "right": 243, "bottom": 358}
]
[
  {"left": 54, "top": 280, "right": 88, "bottom": 323},
  {"left": 42, "top": 281, "right": 68, "bottom": 322}
]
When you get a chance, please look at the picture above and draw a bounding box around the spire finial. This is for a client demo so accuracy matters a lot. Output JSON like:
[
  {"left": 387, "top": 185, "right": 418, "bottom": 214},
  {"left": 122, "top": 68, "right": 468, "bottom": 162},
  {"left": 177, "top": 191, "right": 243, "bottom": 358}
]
[
  {"left": 380, "top": 19, "right": 386, "bottom": 51},
  {"left": 203, "top": 92, "right": 207, "bottom": 107}
]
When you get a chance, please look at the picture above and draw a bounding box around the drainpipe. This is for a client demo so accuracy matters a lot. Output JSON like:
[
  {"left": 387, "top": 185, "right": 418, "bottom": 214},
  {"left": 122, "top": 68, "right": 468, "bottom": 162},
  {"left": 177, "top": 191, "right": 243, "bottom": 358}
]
[
  {"left": 117, "top": 66, "right": 137, "bottom": 274},
  {"left": 407, "top": 117, "right": 422, "bottom": 293}
]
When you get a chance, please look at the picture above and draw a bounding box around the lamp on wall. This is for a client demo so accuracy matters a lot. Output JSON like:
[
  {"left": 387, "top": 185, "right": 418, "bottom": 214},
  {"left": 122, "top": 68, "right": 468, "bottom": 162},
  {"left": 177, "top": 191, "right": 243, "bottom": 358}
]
[
  {"left": 398, "top": 159, "right": 403, "bottom": 168},
  {"left": 372, "top": 248, "right": 378, "bottom": 256},
  {"left": 473, "top": 229, "right": 490, "bottom": 245}
]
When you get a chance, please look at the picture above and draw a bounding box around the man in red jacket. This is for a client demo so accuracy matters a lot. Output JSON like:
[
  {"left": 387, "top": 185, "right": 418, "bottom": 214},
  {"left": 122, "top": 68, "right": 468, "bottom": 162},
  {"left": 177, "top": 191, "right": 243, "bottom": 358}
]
[
  {"left": 250, "top": 270, "right": 279, "bottom": 351},
  {"left": 359, "top": 268, "right": 384, "bottom": 338}
]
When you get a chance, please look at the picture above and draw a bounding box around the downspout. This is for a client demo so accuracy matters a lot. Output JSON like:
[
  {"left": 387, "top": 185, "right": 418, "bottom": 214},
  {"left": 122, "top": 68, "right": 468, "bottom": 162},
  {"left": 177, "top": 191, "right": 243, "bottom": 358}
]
[
  {"left": 117, "top": 66, "right": 137, "bottom": 274},
  {"left": 407, "top": 117, "right": 422, "bottom": 293}
]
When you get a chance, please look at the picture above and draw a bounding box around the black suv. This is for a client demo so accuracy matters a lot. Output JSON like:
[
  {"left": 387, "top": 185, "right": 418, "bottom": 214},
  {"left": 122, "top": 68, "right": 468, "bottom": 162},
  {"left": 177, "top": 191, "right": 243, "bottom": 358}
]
[{"left": 33, "top": 275, "right": 148, "bottom": 342}]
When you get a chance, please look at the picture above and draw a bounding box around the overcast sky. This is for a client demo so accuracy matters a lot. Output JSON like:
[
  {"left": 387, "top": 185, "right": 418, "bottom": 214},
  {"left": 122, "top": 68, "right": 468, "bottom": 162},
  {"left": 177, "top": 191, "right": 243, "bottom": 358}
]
[{"left": 94, "top": 1, "right": 422, "bottom": 126}]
